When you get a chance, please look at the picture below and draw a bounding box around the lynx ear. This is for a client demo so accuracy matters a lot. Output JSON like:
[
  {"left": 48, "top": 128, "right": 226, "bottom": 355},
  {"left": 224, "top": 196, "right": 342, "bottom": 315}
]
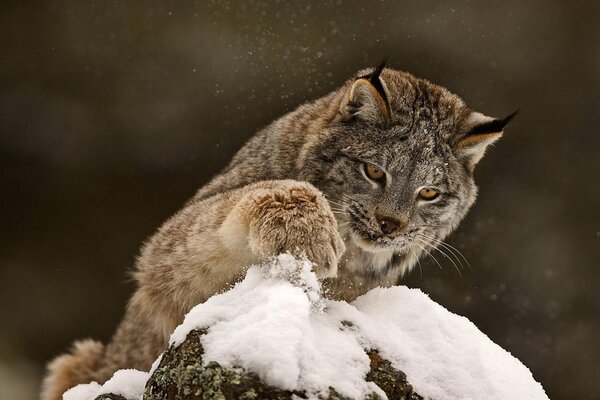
[
  {"left": 455, "top": 110, "right": 519, "bottom": 171},
  {"left": 340, "top": 59, "right": 390, "bottom": 124}
]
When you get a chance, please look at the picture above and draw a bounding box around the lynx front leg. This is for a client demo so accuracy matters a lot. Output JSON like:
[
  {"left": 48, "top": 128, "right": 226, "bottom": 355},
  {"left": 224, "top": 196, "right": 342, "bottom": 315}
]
[
  {"left": 222, "top": 180, "right": 345, "bottom": 278},
  {"left": 132, "top": 179, "right": 344, "bottom": 346}
]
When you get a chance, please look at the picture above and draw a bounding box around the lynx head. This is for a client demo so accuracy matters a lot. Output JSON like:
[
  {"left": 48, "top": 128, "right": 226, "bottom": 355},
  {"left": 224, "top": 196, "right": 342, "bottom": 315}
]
[{"left": 300, "top": 61, "right": 517, "bottom": 274}]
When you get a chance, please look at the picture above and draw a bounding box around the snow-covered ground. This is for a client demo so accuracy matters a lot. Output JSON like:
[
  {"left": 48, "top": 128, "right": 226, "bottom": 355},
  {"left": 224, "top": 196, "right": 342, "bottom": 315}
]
[{"left": 65, "top": 254, "right": 549, "bottom": 400}]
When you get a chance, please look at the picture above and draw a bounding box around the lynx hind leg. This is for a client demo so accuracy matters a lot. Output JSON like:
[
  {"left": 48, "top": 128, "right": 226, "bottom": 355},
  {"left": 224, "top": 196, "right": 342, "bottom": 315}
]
[
  {"left": 243, "top": 180, "right": 345, "bottom": 278},
  {"left": 41, "top": 339, "right": 105, "bottom": 400}
]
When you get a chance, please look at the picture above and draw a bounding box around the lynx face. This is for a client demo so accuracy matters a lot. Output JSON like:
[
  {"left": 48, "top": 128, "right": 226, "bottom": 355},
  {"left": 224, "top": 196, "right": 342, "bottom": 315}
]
[{"left": 300, "top": 63, "right": 516, "bottom": 271}]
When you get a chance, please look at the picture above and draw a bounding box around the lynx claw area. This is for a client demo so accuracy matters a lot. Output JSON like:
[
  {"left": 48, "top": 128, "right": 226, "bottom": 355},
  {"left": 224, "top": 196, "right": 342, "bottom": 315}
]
[{"left": 247, "top": 182, "right": 345, "bottom": 278}]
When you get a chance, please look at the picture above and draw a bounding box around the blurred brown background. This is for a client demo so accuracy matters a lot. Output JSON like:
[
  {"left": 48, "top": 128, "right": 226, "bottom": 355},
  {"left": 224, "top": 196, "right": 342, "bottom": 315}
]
[{"left": 1, "top": 1, "right": 599, "bottom": 399}]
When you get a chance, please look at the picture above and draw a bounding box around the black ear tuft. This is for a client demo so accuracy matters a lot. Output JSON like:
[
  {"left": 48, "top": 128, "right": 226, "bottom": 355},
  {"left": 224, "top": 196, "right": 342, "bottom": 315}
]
[
  {"left": 469, "top": 109, "right": 520, "bottom": 135},
  {"left": 367, "top": 56, "right": 389, "bottom": 85},
  {"left": 357, "top": 56, "right": 390, "bottom": 112}
]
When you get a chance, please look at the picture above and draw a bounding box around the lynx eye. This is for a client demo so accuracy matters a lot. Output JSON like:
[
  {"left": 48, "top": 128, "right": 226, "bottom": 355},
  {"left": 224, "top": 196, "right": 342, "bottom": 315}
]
[
  {"left": 418, "top": 188, "right": 439, "bottom": 201},
  {"left": 364, "top": 163, "right": 386, "bottom": 184}
]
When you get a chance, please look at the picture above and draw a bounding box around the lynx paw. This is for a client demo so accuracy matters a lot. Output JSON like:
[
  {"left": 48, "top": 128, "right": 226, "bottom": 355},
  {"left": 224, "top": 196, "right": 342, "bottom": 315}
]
[{"left": 247, "top": 182, "right": 345, "bottom": 278}]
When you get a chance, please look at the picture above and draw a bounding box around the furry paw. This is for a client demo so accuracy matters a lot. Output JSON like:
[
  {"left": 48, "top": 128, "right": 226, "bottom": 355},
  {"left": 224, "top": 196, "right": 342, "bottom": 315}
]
[{"left": 246, "top": 181, "right": 345, "bottom": 278}]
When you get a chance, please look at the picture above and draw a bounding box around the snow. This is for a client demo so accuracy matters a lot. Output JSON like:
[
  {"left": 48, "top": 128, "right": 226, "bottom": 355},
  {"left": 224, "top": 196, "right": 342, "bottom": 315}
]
[
  {"left": 63, "top": 254, "right": 548, "bottom": 400},
  {"left": 62, "top": 369, "right": 148, "bottom": 400},
  {"left": 170, "top": 254, "right": 549, "bottom": 400},
  {"left": 335, "top": 288, "right": 548, "bottom": 400},
  {"left": 170, "top": 255, "right": 382, "bottom": 398}
]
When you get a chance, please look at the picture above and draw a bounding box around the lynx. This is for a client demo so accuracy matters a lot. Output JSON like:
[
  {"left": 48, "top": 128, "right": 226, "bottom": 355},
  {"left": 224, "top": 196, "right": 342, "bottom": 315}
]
[{"left": 42, "top": 61, "right": 515, "bottom": 400}]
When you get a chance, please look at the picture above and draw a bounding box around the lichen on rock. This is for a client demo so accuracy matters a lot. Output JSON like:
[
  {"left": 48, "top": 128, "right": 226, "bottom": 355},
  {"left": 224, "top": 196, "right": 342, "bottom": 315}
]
[
  {"left": 142, "top": 328, "right": 422, "bottom": 400},
  {"left": 145, "top": 328, "right": 306, "bottom": 400},
  {"left": 94, "top": 395, "right": 129, "bottom": 400},
  {"left": 365, "top": 351, "right": 423, "bottom": 400}
]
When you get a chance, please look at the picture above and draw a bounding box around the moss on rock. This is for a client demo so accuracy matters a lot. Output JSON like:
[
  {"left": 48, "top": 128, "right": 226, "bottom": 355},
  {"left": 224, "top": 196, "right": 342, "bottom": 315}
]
[
  {"left": 94, "top": 394, "right": 128, "bottom": 400},
  {"left": 144, "top": 329, "right": 309, "bottom": 400},
  {"left": 365, "top": 350, "right": 423, "bottom": 400},
  {"left": 139, "top": 328, "right": 423, "bottom": 400}
]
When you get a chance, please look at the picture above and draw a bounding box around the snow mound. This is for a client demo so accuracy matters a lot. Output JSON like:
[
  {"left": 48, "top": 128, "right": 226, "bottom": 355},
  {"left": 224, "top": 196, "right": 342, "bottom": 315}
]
[
  {"left": 170, "top": 254, "right": 549, "bottom": 400},
  {"left": 64, "top": 254, "right": 549, "bottom": 400},
  {"left": 63, "top": 369, "right": 148, "bottom": 400}
]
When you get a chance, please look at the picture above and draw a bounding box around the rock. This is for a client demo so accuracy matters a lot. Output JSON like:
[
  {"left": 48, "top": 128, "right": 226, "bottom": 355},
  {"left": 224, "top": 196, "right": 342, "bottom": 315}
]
[
  {"left": 365, "top": 351, "right": 423, "bottom": 400},
  {"left": 142, "top": 328, "right": 423, "bottom": 400},
  {"left": 94, "top": 395, "right": 129, "bottom": 400}
]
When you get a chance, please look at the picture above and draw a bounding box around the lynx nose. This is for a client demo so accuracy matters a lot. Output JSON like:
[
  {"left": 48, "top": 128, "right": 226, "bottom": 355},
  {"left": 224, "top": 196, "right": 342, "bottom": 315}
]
[{"left": 376, "top": 215, "right": 406, "bottom": 237}]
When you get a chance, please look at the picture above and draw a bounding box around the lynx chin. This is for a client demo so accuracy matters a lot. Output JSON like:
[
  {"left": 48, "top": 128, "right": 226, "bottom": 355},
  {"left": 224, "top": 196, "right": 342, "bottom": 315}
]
[{"left": 42, "top": 61, "right": 516, "bottom": 400}]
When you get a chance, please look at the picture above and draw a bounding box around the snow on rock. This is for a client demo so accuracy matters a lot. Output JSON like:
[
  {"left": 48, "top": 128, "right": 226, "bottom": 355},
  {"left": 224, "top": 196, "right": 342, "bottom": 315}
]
[
  {"left": 170, "top": 253, "right": 549, "bottom": 400},
  {"left": 62, "top": 369, "right": 148, "bottom": 400},
  {"left": 63, "top": 254, "right": 548, "bottom": 399},
  {"left": 170, "top": 254, "right": 380, "bottom": 399},
  {"left": 335, "top": 288, "right": 548, "bottom": 400}
]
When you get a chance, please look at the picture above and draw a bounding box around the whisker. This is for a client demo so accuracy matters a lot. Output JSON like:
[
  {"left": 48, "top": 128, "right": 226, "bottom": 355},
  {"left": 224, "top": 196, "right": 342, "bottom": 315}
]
[
  {"left": 417, "top": 233, "right": 470, "bottom": 271},
  {"left": 325, "top": 199, "right": 347, "bottom": 209},
  {"left": 340, "top": 225, "right": 354, "bottom": 239},
  {"left": 436, "top": 239, "right": 471, "bottom": 271},
  {"left": 411, "top": 239, "right": 443, "bottom": 271},
  {"left": 418, "top": 236, "right": 464, "bottom": 271},
  {"left": 409, "top": 247, "right": 423, "bottom": 280},
  {"left": 416, "top": 233, "right": 461, "bottom": 264},
  {"left": 415, "top": 236, "right": 462, "bottom": 277},
  {"left": 434, "top": 245, "right": 462, "bottom": 277},
  {"left": 333, "top": 193, "right": 356, "bottom": 205},
  {"left": 323, "top": 193, "right": 348, "bottom": 206}
]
